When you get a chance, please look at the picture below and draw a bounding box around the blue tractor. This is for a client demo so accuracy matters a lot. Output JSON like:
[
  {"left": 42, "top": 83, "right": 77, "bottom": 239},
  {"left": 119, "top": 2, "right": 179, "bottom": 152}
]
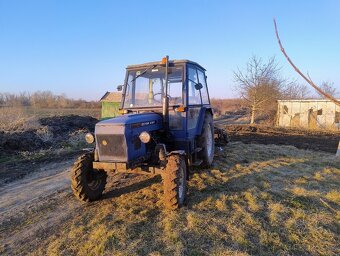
[{"left": 71, "top": 56, "right": 227, "bottom": 209}]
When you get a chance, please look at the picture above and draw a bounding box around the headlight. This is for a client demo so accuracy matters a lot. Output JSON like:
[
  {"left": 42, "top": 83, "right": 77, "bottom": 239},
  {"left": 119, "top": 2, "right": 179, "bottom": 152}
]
[
  {"left": 139, "top": 131, "right": 151, "bottom": 143},
  {"left": 85, "top": 133, "right": 95, "bottom": 144}
]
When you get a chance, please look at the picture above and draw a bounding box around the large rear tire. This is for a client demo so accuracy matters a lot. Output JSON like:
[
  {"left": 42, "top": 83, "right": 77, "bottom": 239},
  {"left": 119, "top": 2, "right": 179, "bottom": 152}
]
[
  {"left": 162, "top": 155, "right": 187, "bottom": 210},
  {"left": 197, "top": 113, "right": 215, "bottom": 167},
  {"left": 71, "top": 153, "right": 107, "bottom": 202}
]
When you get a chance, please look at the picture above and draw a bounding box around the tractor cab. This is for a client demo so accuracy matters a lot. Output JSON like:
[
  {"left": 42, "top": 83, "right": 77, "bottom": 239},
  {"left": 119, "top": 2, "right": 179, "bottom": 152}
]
[
  {"left": 119, "top": 59, "right": 212, "bottom": 155},
  {"left": 71, "top": 57, "right": 225, "bottom": 210}
]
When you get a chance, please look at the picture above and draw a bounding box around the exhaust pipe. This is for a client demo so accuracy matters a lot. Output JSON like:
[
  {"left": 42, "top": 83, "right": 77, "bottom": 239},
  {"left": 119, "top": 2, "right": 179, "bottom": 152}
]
[{"left": 162, "top": 55, "right": 169, "bottom": 130}]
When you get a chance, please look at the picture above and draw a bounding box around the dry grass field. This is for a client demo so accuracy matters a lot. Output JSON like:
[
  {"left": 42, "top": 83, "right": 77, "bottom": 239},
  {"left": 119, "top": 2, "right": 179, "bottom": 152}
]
[
  {"left": 2, "top": 142, "right": 338, "bottom": 256},
  {"left": 1, "top": 106, "right": 339, "bottom": 255}
]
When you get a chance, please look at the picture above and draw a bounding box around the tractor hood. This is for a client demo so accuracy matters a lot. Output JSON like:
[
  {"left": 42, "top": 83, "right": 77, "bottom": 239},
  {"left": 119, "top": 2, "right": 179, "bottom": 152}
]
[
  {"left": 96, "top": 112, "right": 163, "bottom": 127},
  {"left": 94, "top": 113, "right": 163, "bottom": 163}
]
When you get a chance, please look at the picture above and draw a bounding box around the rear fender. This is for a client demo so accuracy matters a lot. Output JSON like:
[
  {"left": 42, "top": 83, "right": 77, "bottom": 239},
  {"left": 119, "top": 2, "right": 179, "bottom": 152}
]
[{"left": 195, "top": 107, "right": 213, "bottom": 136}]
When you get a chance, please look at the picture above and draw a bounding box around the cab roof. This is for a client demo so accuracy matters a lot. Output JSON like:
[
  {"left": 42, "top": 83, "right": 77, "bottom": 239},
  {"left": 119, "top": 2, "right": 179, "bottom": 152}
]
[{"left": 126, "top": 59, "right": 206, "bottom": 71}]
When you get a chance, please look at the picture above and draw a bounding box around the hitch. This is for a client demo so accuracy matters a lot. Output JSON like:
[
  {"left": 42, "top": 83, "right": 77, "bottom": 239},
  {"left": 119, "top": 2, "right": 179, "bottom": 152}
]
[{"left": 214, "top": 127, "right": 230, "bottom": 146}]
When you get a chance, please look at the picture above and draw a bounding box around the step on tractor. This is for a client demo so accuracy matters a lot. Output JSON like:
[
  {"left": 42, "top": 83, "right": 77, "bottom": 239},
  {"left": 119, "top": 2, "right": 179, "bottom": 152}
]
[{"left": 71, "top": 56, "right": 228, "bottom": 209}]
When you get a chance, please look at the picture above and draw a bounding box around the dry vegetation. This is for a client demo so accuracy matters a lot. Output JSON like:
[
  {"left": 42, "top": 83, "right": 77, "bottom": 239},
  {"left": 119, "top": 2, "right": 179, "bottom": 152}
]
[
  {"left": 0, "top": 108, "right": 98, "bottom": 184},
  {"left": 0, "top": 91, "right": 100, "bottom": 109},
  {"left": 0, "top": 107, "right": 100, "bottom": 132},
  {"left": 3, "top": 142, "right": 338, "bottom": 256},
  {"left": 210, "top": 98, "right": 246, "bottom": 116},
  {"left": 0, "top": 91, "right": 100, "bottom": 132},
  {"left": 210, "top": 98, "right": 275, "bottom": 125}
]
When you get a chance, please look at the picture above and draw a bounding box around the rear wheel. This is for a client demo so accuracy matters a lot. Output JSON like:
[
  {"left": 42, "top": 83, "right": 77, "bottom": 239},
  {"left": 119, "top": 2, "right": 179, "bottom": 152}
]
[
  {"left": 71, "top": 152, "right": 107, "bottom": 202},
  {"left": 197, "top": 113, "right": 215, "bottom": 167},
  {"left": 162, "top": 154, "right": 187, "bottom": 210}
]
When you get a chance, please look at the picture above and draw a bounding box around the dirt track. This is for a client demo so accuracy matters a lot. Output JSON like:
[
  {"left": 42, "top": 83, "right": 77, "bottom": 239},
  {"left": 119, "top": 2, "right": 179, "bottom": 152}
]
[
  {"left": 0, "top": 159, "right": 75, "bottom": 250},
  {"left": 0, "top": 158, "right": 153, "bottom": 255}
]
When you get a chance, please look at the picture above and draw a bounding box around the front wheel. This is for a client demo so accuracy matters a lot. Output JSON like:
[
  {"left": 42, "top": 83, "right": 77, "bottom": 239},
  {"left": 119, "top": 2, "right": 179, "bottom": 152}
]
[
  {"left": 162, "top": 154, "right": 187, "bottom": 210},
  {"left": 71, "top": 153, "right": 107, "bottom": 202}
]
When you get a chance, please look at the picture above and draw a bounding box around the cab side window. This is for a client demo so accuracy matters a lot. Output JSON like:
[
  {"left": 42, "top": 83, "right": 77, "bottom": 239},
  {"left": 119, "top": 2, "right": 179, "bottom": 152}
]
[
  {"left": 187, "top": 67, "right": 201, "bottom": 105},
  {"left": 197, "top": 69, "right": 209, "bottom": 104}
]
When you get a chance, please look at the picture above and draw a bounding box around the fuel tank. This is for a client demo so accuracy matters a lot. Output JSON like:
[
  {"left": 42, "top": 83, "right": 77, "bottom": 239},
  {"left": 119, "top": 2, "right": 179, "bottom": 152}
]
[{"left": 95, "top": 113, "right": 163, "bottom": 163}]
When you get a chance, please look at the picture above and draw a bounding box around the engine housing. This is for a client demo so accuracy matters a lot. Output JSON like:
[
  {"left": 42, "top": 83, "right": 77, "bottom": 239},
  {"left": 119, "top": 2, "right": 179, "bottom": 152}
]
[{"left": 95, "top": 113, "right": 162, "bottom": 164}]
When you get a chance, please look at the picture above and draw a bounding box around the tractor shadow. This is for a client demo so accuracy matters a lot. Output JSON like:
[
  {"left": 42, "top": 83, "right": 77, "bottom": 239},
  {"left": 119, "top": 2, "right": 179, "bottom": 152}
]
[{"left": 101, "top": 174, "right": 161, "bottom": 200}]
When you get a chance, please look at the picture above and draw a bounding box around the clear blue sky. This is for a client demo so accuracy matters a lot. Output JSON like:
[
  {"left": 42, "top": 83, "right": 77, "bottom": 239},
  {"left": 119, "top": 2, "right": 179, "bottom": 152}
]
[{"left": 0, "top": 0, "right": 339, "bottom": 100}]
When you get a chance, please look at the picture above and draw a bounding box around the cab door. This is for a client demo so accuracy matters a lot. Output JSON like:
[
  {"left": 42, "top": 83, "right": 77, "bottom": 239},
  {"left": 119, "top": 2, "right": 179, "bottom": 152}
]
[
  {"left": 186, "top": 65, "right": 211, "bottom": 139},
  {"left": 186, "top": 65, "right": 202, "bottom": 140}
]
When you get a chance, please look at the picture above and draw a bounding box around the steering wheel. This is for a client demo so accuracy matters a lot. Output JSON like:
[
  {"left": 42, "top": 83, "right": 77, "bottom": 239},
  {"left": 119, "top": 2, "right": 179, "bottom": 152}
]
[{"left": 152, "top": 93, "right": 172, "bottom": 103}]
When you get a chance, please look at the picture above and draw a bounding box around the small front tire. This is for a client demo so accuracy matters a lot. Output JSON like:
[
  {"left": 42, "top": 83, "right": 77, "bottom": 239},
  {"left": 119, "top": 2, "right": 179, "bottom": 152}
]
[{"left": 71, "top": 152, "right": 107, "bottom": 202}]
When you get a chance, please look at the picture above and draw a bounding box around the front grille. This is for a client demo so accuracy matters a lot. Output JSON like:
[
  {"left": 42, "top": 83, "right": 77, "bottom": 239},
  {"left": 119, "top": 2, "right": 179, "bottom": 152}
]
[{"left": 96, "top": 134, "right": 126, "bottom": 161}]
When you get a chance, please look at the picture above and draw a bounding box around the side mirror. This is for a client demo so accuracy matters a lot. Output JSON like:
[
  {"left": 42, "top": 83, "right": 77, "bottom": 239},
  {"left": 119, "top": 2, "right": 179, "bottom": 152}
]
[
  {"left": 117, "top": 85, "right": 123, "bottom": 91},
  {"left": 194, "top": 83, "right": 203, "bottom": 90}
]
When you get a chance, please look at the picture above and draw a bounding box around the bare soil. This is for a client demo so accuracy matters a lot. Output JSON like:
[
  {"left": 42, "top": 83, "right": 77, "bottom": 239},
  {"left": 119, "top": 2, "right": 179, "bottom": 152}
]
[
  {"left": 0, "top": 115, "right": 97, "bottom": 184},
  {"left": 0, "top": 115, "right": 97, "bottom": 151},
  {"left": 223, "top": 124, "right": 339, "bottom": 154}
]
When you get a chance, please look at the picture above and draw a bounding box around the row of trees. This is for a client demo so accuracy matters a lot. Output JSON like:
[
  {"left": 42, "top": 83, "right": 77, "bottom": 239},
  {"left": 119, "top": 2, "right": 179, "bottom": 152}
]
[
  {"left": 0, "top": 91, "right": 100, "bottom": 109},
  {"left": 234, "top": 55, "right": 338, "bottom": 124}
]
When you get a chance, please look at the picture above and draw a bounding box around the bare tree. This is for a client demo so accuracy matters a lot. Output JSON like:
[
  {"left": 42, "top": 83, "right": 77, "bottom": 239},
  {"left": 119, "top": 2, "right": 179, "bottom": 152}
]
[
  {"left": 317, "top": 81, "right": 337, "bottom": 98},
  {"left": 234, "top": 55, "right": 286, "bottom": 124},
  {"left": 284, "top": 83, "right": 311, "bottom": 99}
]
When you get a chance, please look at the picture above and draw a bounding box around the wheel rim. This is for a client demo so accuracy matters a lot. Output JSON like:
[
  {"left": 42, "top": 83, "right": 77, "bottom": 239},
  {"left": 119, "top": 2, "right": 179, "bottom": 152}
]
[
  {"left": 87, "top": 171, "right": 101, "bottom": 191},
  {"left": 206, "top": 123, "right": 213, "bottom": 157},
  {"left": 88, "top": 179, "right": 101, "bottom": 190},
  {"left": 178, "top": 165, "right": 185, "bottom": 203}
]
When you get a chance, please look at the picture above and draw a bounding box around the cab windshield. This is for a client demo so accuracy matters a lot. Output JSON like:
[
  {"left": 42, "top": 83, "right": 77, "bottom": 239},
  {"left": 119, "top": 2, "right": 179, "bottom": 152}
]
[{"left": 123, "top": 66, "right": 183, "bottom": 108}]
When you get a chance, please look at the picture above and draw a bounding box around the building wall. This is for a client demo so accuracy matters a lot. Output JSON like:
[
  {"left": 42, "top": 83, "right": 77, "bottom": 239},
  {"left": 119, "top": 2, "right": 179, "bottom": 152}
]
[
  {"left": 101, "top": 102, "right": 120, "bottom": 119},
  {"left": 277, "top": 100, "right": 340, "bottom": 130}
]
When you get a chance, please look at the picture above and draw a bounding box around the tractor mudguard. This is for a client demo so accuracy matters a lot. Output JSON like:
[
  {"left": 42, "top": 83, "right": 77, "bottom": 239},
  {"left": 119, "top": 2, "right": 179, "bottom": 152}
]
[
  {"left": 156, "top": 143, "right": 186, "bottom": 157},
  {"left": 195, "top": 107, "right": 213, "bottom": 136},
  {"left": 167, "top": 150, "right": 186, "bottom": 156},
  {"left": 156, "top": 143, "right": 188, "bottom": 180},
  {"left": 166, "top": 150, "right": 189, "bottom": 181}
]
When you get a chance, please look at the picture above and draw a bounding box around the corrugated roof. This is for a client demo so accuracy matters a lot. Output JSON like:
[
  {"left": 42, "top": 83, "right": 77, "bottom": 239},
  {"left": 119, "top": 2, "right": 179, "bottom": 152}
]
[{"left": 100, "top": 91, "right": 122, "bottom": 102}]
